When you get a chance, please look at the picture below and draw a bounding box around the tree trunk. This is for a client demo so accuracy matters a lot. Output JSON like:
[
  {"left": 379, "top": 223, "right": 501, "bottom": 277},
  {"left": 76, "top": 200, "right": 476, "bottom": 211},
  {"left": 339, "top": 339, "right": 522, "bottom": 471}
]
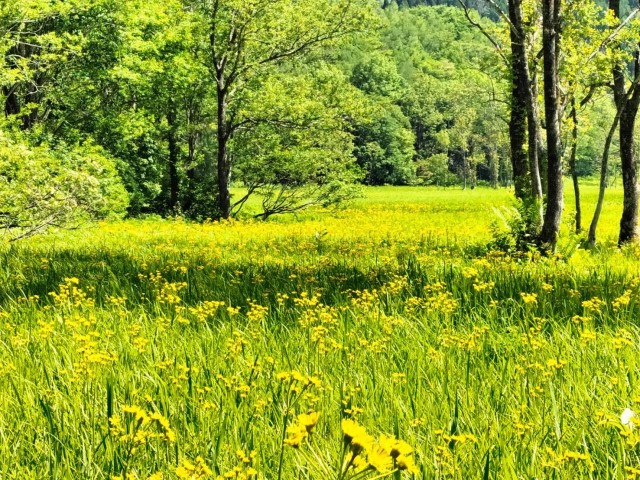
[
  {"left": 167, "top": 103, "right": 179, "bottom": 212},
  {"left": 216, "top": 85, "right": 232, "bottom": 219},
  {"left": 618, "top": 100, "right": 640, "bottom": 244},
  {"left": 488, "top": 148, "right": 498, "bottom": 189},
  {"left": 588, "top": 111, "right": 620, "bottom": 245},
  {"left": 526, "top": 71, "right": 544, "bottom": 229},
  {"left": 540, "top": 0, "right": 563, "bottom": 247},
  {"left": 530, "top": 68, "right": 549, "bottom": 198},
  {"left": 568, "top": 98, "right": 581, "bottom": 233},
  {"left": 3, "top": 86, "right": 20, "bottom": 117},
  {"left": 23, "top": 80, "right": 39, "bottom": 129},
  {"left": 508, "top": 0, "right": 531, "bottom": 201},
  {"left": 610, "top": 0, "right": 640, "bottom": 245},
  {"left": 526, "top": 68, "right": 544, "bottom": 202},
  {"left": 183, "top": 134, "right": 197, "bottom": 213},
  {"left": 462, "top": 151, "right": 468, "bottom": 190}
]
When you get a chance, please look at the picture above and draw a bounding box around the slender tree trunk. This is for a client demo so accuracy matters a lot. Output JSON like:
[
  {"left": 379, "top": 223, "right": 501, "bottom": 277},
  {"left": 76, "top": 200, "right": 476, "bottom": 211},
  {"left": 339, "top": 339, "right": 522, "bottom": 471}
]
[
  {"left": 216, "top": 85, "right": 232, "bottom": 219},
  {"left": 540, "top": 0, "right": 563, "bottom": 247},
  {"left": 526, "top": 73, "right": 544, "bottom": 229},
  {"left": 610, "top": 0, "right": 640, "bottom": 245},
  {"left": 3, "top": 86, "right": 20, "bottom": 117},
  {"left": 588, "top": 111, "right": 620, "bottom": 245},
  {"left": 183, "top": 134, "right": 197, "bottom": 213},
  {"left": 526, "top": 69, "right": 544, "bottom": 202},
  {"left": 183, "top": 98, "right": 200, "bottom": 214},
  {"left": 462, "top": 151, "right": 468, "bottom": 190},
  {"left": 508, "top": 0, "right": 531, "bottom": 201},
  {"left": 618, "top": 100, "right": 640, "bottom": 244},
  {"left": 568, "top": 98, "right": 581, "bottom": 233},
  {"left": 23, "top": 80, "right": 39, "bottom": 129},
  {"left": 167, "top": 103, "right": 179, "bottom": 212},
  {"left": 488, "top": 148, "right": 498, "bottom": 189},
  {"left": 531, "top": 71, "right": 549, "bottom": 197}
]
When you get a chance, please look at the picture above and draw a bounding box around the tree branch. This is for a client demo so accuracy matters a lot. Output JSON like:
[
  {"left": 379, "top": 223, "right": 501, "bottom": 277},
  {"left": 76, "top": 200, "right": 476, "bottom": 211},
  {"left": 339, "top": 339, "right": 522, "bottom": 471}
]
[
  {"left": 587, "top": 7, "right": 640, "bottom": 63},
  {"left": 458, "top": 0, "right": 509, "bottom": 65},
  {"left": 481, "top": 0, "right": 518, "bottom": 36}
]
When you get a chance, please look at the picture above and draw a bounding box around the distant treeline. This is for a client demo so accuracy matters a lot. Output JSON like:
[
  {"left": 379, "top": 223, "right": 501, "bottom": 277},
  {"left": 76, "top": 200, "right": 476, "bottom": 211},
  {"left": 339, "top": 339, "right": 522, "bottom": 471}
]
[{"left": 0, "top": 0, "right": 632, "bottom": 238}]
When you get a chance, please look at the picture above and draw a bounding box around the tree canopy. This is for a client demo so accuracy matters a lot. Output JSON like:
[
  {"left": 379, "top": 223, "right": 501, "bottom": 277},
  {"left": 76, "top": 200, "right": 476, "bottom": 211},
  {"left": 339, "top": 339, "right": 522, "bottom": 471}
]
[{"left": 1, "top": 0, "right": 638, "bottom": 244}]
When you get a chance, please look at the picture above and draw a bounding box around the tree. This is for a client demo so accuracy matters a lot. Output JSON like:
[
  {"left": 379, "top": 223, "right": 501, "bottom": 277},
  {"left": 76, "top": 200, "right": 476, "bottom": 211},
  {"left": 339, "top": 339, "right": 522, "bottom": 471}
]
[
  {"left": 194, "top": 0, "right": 374, "bottom": 219},
  {"left": 416, "top": 153, "right": 459, "bottom": 186},
  {"left": 377, "top": 6, "right": 507, "bottom": 188},
  {"left": 459, "top": 0, "right": 543, "bottom": 204},
  {"left": 232, "top": 67, "right": 366, "bottom": 218},
  {"left": 609, "top": 0, "right": 640, "bottom": 245},
  {"left": 353, "top": 105, "right": 416, "bottom": 185},
  {"left": 463, "top": 0, "right": 625, "bottom": 247},
  {"left": 588, "top": 108, "right": 621, "bottom": 245},
  {"left": 539, "top": 0, "right": 563, "bottom": 247},
  {"left": 458, "top": 0, "right": 545, "bottom": 231},
  {"left": 0, "top": 0, "right": 130, "bottom": 241},
  {"left": 0, "top": 0, "right": 189, "bottom": 215},
  {"left": 350, "top": 53, "right": 416, "bottom": 185}
]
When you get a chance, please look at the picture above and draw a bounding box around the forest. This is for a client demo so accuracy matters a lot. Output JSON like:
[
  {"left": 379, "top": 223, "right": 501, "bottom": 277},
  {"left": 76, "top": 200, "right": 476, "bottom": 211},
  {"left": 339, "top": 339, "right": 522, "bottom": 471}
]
[{"left": 2, "top": 0, "right": 637, "bottom": 244}]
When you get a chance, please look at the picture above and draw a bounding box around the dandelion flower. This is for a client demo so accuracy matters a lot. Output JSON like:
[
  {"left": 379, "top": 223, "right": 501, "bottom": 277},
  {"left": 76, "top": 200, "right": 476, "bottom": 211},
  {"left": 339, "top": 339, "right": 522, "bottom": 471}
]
[
  {"left": 342, "top": 419, "right": 374, "bottom": 453},
  {"left": 366, "top": 445, "right": 393, "bottom": 473},
  {"left": 396, "top": 454, "right": 419, "bottom": 474}
]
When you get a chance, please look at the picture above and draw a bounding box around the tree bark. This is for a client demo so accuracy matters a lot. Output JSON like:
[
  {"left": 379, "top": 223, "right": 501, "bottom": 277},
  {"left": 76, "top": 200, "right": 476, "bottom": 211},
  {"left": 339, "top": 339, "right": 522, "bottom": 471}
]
[
  {"left": 568, "top": 98, "right": 581, "bottom": 233},
  {"left": 508, "top": 0, "right": 531, "bottom": 201},
  {"left": 216, "top": 84, "right": 232, "bottom": 219},
  {"left": 3, "top": 86, "right": 20, "bottom": 117},
  {"left": 183, "top": 134, "right": 197, "bottom": 213},
  {"left": 167, "top": 102, "right": 179, "bottom": 212},
  {"left": 526, "top": 68, "right": 544, "bottom": 202},
  {"left": 540, "top": 0, "right": 563, "bottom": 247},
  {"left": 534, "top": 73, "right": 549, "bottom": 196},
  {"left": 610, "top": 0, "right": 640, "bottom": 245},
  {"left": 618, "top": 98, "right": 640, "bottom": 244},
  {"left": 462, "top": 151, "right": 468, "bottom": 190},
  {"left": 182, "top": 97, "right": 201, "bottom": 214},
  {"left": 588, "top": 110, "right": 620, "bottom": 245},
  {"left": 487, "top": 147, "right": 498, "bottom": 189}
]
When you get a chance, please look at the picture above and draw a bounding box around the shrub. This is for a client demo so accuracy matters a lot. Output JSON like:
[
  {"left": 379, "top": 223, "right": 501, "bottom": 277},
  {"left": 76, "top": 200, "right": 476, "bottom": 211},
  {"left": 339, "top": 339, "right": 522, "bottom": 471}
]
[{"left": 0, "top": 133, "right": 128, "bottom": 241}]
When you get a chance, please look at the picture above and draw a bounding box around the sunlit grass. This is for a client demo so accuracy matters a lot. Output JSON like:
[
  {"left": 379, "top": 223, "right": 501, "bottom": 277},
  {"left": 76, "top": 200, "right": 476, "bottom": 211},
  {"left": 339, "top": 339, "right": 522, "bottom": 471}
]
[{"left": 1, "top": 183, "right": 639, "bottom": 479}]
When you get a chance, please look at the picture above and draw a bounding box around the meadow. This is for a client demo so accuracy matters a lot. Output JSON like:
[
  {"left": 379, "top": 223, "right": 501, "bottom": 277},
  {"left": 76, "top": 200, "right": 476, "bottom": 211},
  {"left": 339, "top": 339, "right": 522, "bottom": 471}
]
[{"left": 2, "top": 184, "right": 640, "bottom": 479}]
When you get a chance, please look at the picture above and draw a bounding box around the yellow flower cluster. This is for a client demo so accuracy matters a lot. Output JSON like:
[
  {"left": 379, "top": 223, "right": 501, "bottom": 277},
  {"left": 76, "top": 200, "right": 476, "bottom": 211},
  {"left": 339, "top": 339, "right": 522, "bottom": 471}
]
[
  {"left": 176, "top": 456, "right": 213, "bottom": 479},
  {"left": 341, "top": 419, "right": 419, "bottom": 475},
  {"left": 520, "top": 292, "right": 538, "bottom": 305},
  {"left": 582, "top": 296, "right": 605, "bottom": 313},
  {"left": 284, "top": 412, "right": 321, "bottom": 447},
  {"left": 542, "top": 448, "right": 593, "bottom": 471},
  {"left": 214, "top": 450, "right": 258, "bottom": 480},
  {"left": 276, "top": 370, "right": 322, "bottom": 390},
  {"left": 110, "top": 405, "right": 176, "bottom": 445},
  {"left": 442, "top": 326, "right": 489, "bottom": 352},
  {"left": 49, "top": 277, "right": 94, "bottom": 308}
]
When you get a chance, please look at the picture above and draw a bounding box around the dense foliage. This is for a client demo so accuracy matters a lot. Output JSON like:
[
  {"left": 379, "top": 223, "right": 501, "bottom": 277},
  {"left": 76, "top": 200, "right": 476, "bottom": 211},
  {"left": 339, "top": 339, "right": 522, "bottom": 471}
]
[
  {"left": 2, "top": 0, "right": 640, "bottom": 252},
  {"left": 1, "top": 0, "right": 628, "bottom": 228},
  {"left": 0, "top": 132, "right": 128, "bottom": 241}
]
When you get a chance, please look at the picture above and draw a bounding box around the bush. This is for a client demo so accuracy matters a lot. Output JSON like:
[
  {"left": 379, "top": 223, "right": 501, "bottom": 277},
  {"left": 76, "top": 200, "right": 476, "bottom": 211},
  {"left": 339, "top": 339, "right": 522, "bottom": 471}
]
[
  {"left": 488, "top": 200, "right": 541, "bottom": 254},
  {"left": 415, "top": 153, "right": 458, "bottom": 187},
  {"left": 0, "top": 133, "right": 129, "bottom": 241}
]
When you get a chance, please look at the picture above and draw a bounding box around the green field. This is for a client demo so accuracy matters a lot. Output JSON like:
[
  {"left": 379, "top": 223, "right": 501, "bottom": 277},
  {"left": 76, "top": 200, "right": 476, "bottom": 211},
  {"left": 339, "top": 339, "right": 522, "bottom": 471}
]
[{"left": 2, "top": 184, "right": 640, "bottom": 479}]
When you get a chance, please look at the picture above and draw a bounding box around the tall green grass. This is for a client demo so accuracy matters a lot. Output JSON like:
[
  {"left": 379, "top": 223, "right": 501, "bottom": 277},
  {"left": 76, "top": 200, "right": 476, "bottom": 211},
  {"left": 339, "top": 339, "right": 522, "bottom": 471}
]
[{"left": 0, "top": 184, "right": 639, "bottom": 479}]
